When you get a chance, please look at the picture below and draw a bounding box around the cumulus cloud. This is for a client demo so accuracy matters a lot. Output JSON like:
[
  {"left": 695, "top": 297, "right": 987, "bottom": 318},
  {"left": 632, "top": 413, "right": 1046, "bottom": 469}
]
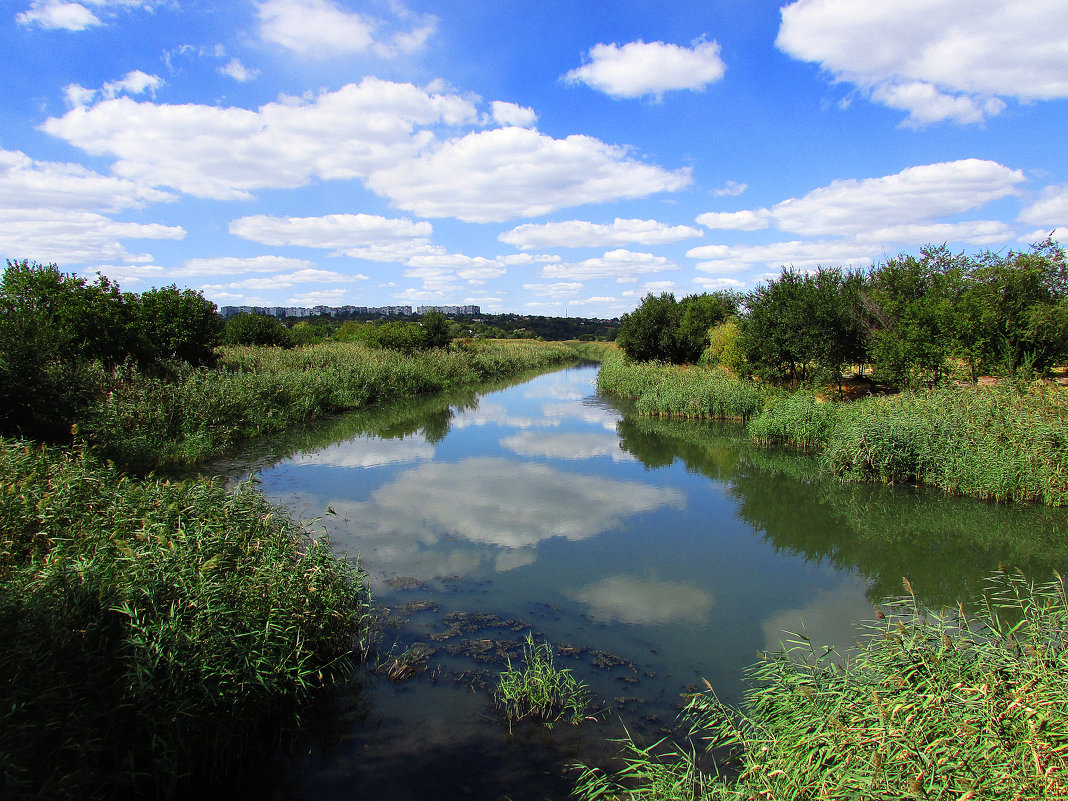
[
  {"left": 1019, "top": 185, "right": 1068, "bottom": 228},
  {"left": 542, "top": 249, "right": 676, "bottom": 281},
  {"left": 43, "top": 78, "right": 480, "bottom": 200},
  {"left": 696, "top": 159, "right": 1024, "bottom": 240},
  {"left": 713, "top": 180, "right": 747, "bottom": 197},
  {"left": 0, "top": 208, "right": 184, "bottom": 265},
  {"left": 177, "top": 255, "right": 315, "bottom": 277},
  {"left": 522, "top": 282, "right": 583, "bottom": 298},
  {"left": 563, "top": 38, "right": 726, "bottom": 100},
  {"left": 366, "top": 126, "right": 691, "bottom": 222},
  {"left": 229, "top": 213, "right": 437, "bottom": 262},
  {"left": 500, "top": 431, "right": 632, "bottom": 462},
  {"left": 200, "top": 268, "right": 368, "bottom": 291},
  {"left": 777, "top": 0, "right": 1068, "bottom": 125},
  {"left": 0, "top": 147, "right": 174, "bottom": 212},
  {"left": 491, "top": 101, "right": 537, "bottom": 128},
  {"left": 500, "top": 218, "right": 701, "bottom": 249},
  {"left": 256, "top": 0, "right": 436, "bottom": 58},
  {"left": 688, "top": 240, "right": 883, "bottom": 273}
]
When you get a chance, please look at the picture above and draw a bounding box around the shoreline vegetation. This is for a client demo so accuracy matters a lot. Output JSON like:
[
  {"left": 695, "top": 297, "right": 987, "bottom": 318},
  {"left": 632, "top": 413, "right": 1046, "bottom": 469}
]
[{"left": 598, "top": 351, "right": 1068, "bottom": 506}]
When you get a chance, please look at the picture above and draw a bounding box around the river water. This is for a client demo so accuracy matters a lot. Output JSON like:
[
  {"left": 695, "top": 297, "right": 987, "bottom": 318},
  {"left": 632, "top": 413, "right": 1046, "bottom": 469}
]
[{"left": 208, "top": 363, "right": 1068, "bottom": 800}]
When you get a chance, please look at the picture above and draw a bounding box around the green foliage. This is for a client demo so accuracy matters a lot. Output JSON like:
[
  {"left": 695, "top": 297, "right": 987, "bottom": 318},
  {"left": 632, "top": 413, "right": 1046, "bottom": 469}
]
[
  {"left": 0, "top": 440, "right": 372, "bottom": 798},
  {"left": 576, "top": 572, "right": 1068, "bottom": 801},
  {"left": 617, "top": 292, "right": 737, "bottom": 364},
  {"left": 746, "top": 392, "right": 838, "bottom": 450},
  {"left": 221, "top": 311, "right": 293, "bottom": 348},
  {"left": 135, "top": 284, "right": 221, "bottom": 366},
  {"left": 419, "top": 310, "right": 453, "bottom": 349},
  {"left": 740, "top": 266, "right": 865, "bottom": 384},
  {"left": 701, "top": 318, "right": 745, "bottom": 374},
  {"left": 494, "top": 634, "right": 591, "bottom": 728}
]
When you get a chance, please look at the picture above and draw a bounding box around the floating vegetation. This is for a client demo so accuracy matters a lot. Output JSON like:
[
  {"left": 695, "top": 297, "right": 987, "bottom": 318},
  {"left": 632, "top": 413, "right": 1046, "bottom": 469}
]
[
  {"left": 430, "top": 611, "right": 532, "bottom": 641},
  {"left": 494, "top": 634, "right": 593, "bottom": 730},
  {"left": 381, "top": 643, "right": 436, "bottom": 683}
]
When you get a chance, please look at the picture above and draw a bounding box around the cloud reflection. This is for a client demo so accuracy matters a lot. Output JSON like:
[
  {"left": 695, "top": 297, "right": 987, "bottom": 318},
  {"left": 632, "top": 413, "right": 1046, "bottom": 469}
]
[
  {"left": 289, "top": 434, "right": 434, "bottom": 468},
  {"left": 569, "top": 575, "right": 715, "bottom": 624},
  {"left": 541, "top": 401, "right": 621, "bottom": 431},
  {"left": 500, "top": 431, "right": 632, "bottom": 462},
  {"left": 345, "top": 457, "right": 684, "bottom": 549},
  {"left": 760, "top": 579, "right": 871, "bottom": 658}
]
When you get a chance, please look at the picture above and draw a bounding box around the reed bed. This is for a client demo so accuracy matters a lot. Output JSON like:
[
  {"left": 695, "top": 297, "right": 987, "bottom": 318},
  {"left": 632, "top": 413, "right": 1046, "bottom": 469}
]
[
  {"left": 598, "top": 353, "right": 766, "bottom": 421},
  {"left": 575, "top": 572, "right": 1068, "bottom": 801},
  {"left": 746, "top": 391, "right": 839, "bottom": 451},
  {"left": 822, "top": 382, "right": 1068, "bottom": 505},
  {"left": 80, "top": 340, "right": 580, "bottom": 470},
  {"left": 0, "top": 439, "right": 372, "bottom": 799}
]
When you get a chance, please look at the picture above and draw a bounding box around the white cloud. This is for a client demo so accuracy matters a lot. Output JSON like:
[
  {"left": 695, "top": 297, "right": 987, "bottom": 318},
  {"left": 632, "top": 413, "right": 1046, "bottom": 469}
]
[
  {"left": 16, "top": 0, "right": 160, "bottom": 31},
  {"left": 201, "top": 268, "right": 368, "bottom": 291},
  {"left": 693, "top": 276, "right": 746, "bottom": 290},
  {"left": 777, "top": 0, "right": 1068, "bottom": 125},
  {"left": 769, "top": 160, "right": 1025, "bottom": 236},
  {"left": 102, "top": 70, "right": 163, "bottom": 99},
  {"left": 368, "top": 127, "right": 690, "bottom": 222},
  {"left": 696, "top": 209, "right": 771, "bottom": 231},
  {"left": 0, "top": 147, "right": 175, "bottom": 212},
  {"left": 522, "top": 282, "right": 584, "bottom": 298},
  {"left": 500, "top": 431, "right": 632, "bottom": 462},
  {"left": 256, "top": 0, "right": 435, "bottom": 59},
  {"left": 229, "top": 213, "right": 437, "bottom": 261},
  {"left": 563, "top": 38, "right": 726, "bottom": 100},
  {"left": 491, "top": 101, "right": 537, "bottom": 128},
  {"left": 220, "top": 59, "right": 260, "bottom": 83},
  {"left": 500, "top": 217, "right": 701, "bottom": 249},
  {"left": 542, "top": 249, "right": 676, "bottom": 280},
  {"left": 16, "top": 1, "right": 100, "bottom": 30},
  {"left": 713, "top": 180, "right": 747, "bottom": 197},
  {"left": 1019, "top": 185, "right": 1068, "bottom": 228},
  {"left": 43, "top": 78, "right": 480, "bottom": 200},
  {"left": 689, "top": 240, "right": 882, "bottom": 273},
  {"left": 698, "top": 160, "right": 1025, "bottom": 240},
  {"left": 854, "top": 220, "right": 1014, "bottom": 246},
  {"left": 0, "top": 208, "right": 184, "bottom": 265},
  {"left": 178, "top": 255, "right": 315, "bottom": 276},
  {"left": 286, "top": 288, "right": 352, "bottom": 305},
  {"left": 290, "top": 435, "right": 434, "bottom": 469}
]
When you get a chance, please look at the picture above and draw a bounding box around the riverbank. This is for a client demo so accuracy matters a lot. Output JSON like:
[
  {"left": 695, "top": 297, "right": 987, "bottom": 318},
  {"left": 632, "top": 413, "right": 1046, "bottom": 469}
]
[
  {"left": 576, "top": 571, "right": 1068, "bottom": 800},
  {"left": 597, "top": 352, "right": 1068, "bottom": 506},
  {"left": 0, "top": 440, "right": 373, "bottom": 799},
  {"left": 80, "top": 339, "right": 597, "bottom": 472}
]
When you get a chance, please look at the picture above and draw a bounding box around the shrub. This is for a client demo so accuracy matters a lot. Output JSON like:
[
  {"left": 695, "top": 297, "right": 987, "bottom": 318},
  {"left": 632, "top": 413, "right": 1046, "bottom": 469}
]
[{"left": 221, "top": 312, "right": 293, "bottom": 347}]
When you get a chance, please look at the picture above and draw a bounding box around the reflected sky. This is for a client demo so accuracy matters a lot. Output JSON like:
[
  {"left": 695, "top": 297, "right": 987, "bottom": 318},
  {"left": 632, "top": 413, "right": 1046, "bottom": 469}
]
[
  {"left": 569, "top": 574, "right": 715, "bottom": 624},
  {"left": 289, "top": 434, "right": 435, "bottom": 469},
  {"left": 499, "top": 431, "right": 633, "bottom": 462}
]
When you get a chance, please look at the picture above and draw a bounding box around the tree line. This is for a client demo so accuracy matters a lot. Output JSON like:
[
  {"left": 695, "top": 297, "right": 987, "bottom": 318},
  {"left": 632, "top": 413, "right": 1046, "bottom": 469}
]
[{"left": 617, "top": 240, "right": 1068, "bottom": 387}]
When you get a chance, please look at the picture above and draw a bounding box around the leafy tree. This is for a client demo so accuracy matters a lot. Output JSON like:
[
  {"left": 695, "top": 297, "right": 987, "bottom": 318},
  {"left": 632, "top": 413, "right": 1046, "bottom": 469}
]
[
  {"left": 420, "top": 311, "right": 452, "bottom": 349},
  {"left": 221, "top": 312, "right": 293, "bottom": 348},
  {"left": 374, "top": 321, "right": 427, "bottom": 354},
  {"left": 676, "top": 292, "right": 739, "bottom": 363},
  {"left": 616, "top": 293, "right": 684, "bottom": 362},
  {"left": 957, "top": 239, "right": 1068, "bottom": 376},
  {"left": 862, "top": 246, "right": 967, "bottom": 387},
  {"left": 703, "top": 318, "right": 745, "bottom": 374},
  {"left": 134, "top": 285, "right": 221, "bottom": 366}
]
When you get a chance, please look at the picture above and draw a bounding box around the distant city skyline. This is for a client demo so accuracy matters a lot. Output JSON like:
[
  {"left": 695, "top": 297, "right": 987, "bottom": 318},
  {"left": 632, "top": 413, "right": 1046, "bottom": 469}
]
[{"left": 1, "top": 1, "right": 1065, "bottom": 318}]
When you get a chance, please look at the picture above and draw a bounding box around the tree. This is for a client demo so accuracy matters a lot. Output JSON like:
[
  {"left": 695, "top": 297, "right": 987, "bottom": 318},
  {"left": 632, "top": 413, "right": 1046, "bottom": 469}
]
[
  {"left": 221, "top": 312, "right": 293, "bottom": 348},
  {"left": 676, "top": 292, "right": 739, "bottom": 363},
  {"left": 616, "top": 293, "right": 684, "bottom": 362},
  {"left": 134, "top": 285, "right": 221, "bottom": 366},
  {"left": 420, "top": 311, "right": 452, "bottom": 349}
]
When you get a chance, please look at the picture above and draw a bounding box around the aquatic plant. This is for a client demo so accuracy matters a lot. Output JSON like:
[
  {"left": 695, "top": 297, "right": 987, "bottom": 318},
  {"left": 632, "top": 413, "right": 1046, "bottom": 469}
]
[
  {"left": 494, "top": 635, "right": 592, "bottom": 729},
  {"left": 575, "top": 571, "right": 1068, "bottom": 800},
  {"left": 746, "top": 391, "right": 838, "bottom": 450},
  {"left": 0, "top": 439, "right": 373, "bottom": 798}
]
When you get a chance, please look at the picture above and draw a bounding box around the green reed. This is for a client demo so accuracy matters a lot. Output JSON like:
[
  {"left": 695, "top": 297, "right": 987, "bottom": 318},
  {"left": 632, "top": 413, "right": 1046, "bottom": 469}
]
[
  {"left": 494, "top": 634, "right": 592, "bottom": 729},
  {"left": 598, "top": 353, "right": 766, "bottom": 421},
  {"left": 575, "top": 572, "right": 1068, "bottom": 801},
  {"left": 0, "top": 439, "right": 373, "bottom": 799},
  {"left": 746, "top": 391, "right": 839, "bottom": 451},
  {"left": 79, "top": 339, "right": 581, "bottom": 471}
]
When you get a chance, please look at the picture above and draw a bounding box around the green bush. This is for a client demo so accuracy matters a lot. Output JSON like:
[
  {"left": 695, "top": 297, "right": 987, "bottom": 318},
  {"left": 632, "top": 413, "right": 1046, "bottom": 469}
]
[{"left": 221, "top": 312, "right": 293, "bottom": 348}]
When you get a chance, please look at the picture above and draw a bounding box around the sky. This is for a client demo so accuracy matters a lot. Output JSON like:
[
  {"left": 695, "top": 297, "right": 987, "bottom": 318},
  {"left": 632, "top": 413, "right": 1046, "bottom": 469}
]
[{"left": 1, "top": 0, "right": 1067, "bottom": 318}]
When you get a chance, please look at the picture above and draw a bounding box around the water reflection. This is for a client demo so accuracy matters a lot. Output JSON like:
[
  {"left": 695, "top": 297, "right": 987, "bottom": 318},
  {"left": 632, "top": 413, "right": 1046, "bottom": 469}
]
[
  {"left": 334, "top": 456, "right": 684, "bottom": 552},
  {"left": 569, "top": 575, "right": 715, "bottom": 624},
  {"left": 500, "top": 431, "right": 632, "bottom": 461},
  {"left": 290, "top": 435, "right": 435, "bottom": 469}
]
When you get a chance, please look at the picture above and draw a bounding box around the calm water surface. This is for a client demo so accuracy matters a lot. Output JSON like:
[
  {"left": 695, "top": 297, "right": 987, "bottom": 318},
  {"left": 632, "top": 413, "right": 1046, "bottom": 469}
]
[{"left": 209, "top": 363, "right": 1068, "bottom": 800}]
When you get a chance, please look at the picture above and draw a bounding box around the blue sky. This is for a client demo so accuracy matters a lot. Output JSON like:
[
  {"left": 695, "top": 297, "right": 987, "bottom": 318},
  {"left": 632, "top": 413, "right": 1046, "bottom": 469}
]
[{"left": 2, "top": 0, "right": 1066, "bottom": 317}]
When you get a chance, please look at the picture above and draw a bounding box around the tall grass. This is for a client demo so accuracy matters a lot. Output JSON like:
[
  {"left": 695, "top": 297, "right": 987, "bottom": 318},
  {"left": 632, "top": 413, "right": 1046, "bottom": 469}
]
[
  {"left": 0, "top": 439, "right": 372, "bottom": 799},
  {"left": 80, "top": 340, "right": 581, "bottom": 470},
  {"left": 598, "top": 353, "right": 766, "bottom": 421},
  {"left": 821, "top": 381, "right": 1068, "bottom": 505},
  {"left": 575, "top": 572, "right": 1068, "bottom": 800},
  {"left": 746, "top": 391, "right": 839, "bottom": 451}
]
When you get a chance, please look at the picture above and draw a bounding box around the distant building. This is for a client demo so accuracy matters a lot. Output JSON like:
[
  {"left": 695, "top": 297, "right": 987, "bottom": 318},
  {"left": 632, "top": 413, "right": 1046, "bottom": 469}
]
[
  {"left": 220, "top": 304, "right": 413, "bottom": 318},
  {"left": 416, "top": 305, "right": 480, "bottom": 316}
]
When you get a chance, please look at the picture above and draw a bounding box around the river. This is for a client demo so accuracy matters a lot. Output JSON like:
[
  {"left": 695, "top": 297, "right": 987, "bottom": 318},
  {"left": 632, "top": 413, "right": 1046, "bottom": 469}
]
[{"left": 206, "top": 362, "right": 1068, "bottom": 800}]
